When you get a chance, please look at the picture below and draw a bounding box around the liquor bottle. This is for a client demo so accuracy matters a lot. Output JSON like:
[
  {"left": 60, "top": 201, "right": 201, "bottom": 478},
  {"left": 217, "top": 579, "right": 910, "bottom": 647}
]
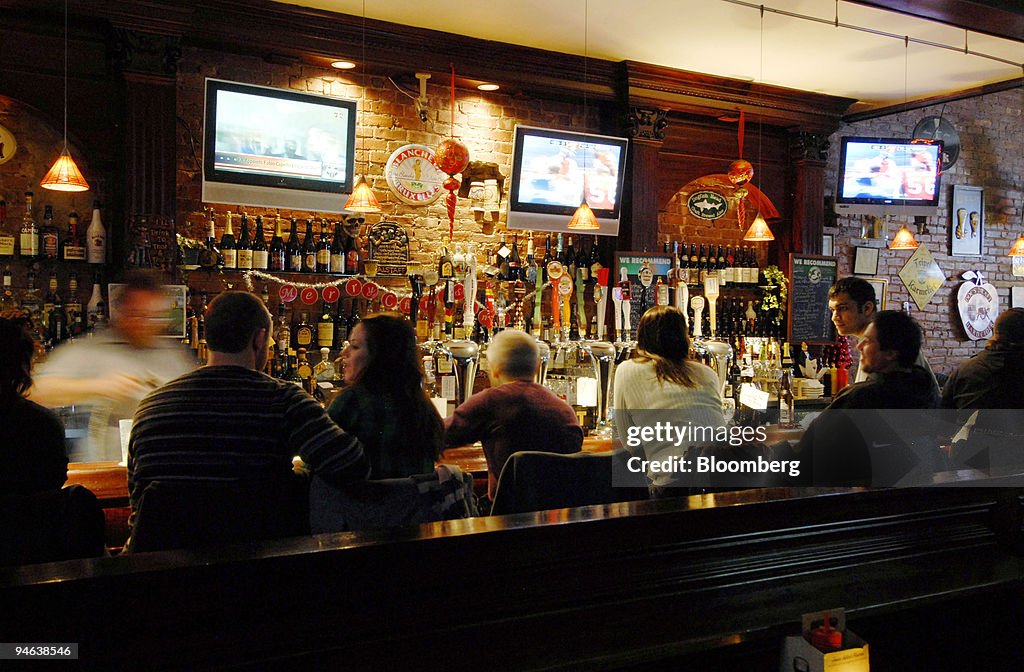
[
  {"left": 41, "top": 205, "right": 59, "bottom": 259},
  {"left": 749, "top": 247, "right": 760, "bottom": 285},
  {"left": 656, "top": 276, "right": 669, "bottom": 306},
  {"left": 716, "top": 245, "right": 726, "bottom": 273},
  {"left": 269, "top": 217, "right": 286, "bottom": 272},
  {"left": 317, "top": 301, "right": 335, "bottom": 351},
  {"left": 42, "top": 270, "right": 59, "bottom": 329},
  {"left": 286, "top": 218, "right": 302, "bottom": 273},
  {"left": 252, "top": 215, "right": 269, "bottom": 270},
  {"left": 0, "top": 264, "right": 14, "bottom": 311},
  {"left": 565, "top": 235, "right": 577, "bottom": 277},
  {"left": 316, "top": 220, "right": 331, "bottom": 273},
  {"left": 62, "top": 211, "right": 86, "bottom": 261},
  {"left": 0, "top": 199, "right": 12, "bottom": 256},
  {"left": 344, "top": 230, "right": 360, "bottom": 275},
  {"left": 294, "top": 311, "right": 314, "bottom": 349},
  {"left": 688, "top": 243, "right": 699, "bottom": 285},
  {"left": 779, "top": 342, "right": 796, "bottom": 428},
  {"left": 260, "top": 283, "right": 271, "bottom": 307},
  {"left": 721, "top": 246, "right": 734, "bottom": 284},
  {"left": 86, "top": 275, "right": 104, "bottom": 329},
  {"left": 346, "top": 299, "right": 361, "bottom": 334},
  {"left": 524, "top": 235, "right": 538, "bottom": 285},
  {"left": 47, "top": 275, "right": 68, "bottom": 347},
  {"left": 437, "top": 241, "right": 454, "bottom": 280},
  {"left": 275, "top": 301, "right": 291, "bottom": 356},
  {"left": 543, "top": 233, "right": 553, "bottom": 266},
  {"left": 575, "top": 236, "right": 589, "bottom": 282},
  {"left": 698, "top": 244, "right": 709, "bottom": 284},
  {"left": 508, "top": 233, "right": 522, "bottom": 281},
  {"left": 588, "top": 235, "right": 602, "bottom": 276},
  {"left": 496, "top": 233, "right": 510, "bottom": 280},
  {"left": 329, "top": 221, "right": 344, "bottom": 274},
  {"left": 302, "top": 219, "right": 317, "bottom": 273},
  {"left": 295, "top": 347, "right": 314, "bottom": 383},
  {"left": 20, "top": 192, "right": 39, "bottom": 258},
  {"left": 220, "top": 212, "right": 237, "bottom": 269},
  {"left": 333, "top": 299, "right": 348, "bottom": 346},
  {"left": 727, "top": 350, "right": 742, "bottom": 409},
  {"left": 86, "top": 200, "right": 106, "bottom": 264},
  {"left": 197, "top": 211, "right": 220, "bottom": 269},
  {"left": 236, "top": 213, "right": 253, "bottom": 270}
]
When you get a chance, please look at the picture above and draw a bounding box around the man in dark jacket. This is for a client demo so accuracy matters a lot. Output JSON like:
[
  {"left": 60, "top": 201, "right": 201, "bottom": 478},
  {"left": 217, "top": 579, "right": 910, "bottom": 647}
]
[
  {"left": 790, "top": 311, "right": 941, "bottom": 486},
  {"left": 942, "top": 307, "right": 1024, "bottom": 412}
]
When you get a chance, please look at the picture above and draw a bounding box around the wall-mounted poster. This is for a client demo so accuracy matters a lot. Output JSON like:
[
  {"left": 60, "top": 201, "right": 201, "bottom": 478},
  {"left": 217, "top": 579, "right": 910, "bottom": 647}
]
[
  {"left": 822, "top": 234, "right": 834, "bottom": 257},
  {"left": 862, "top": 277, "right": 889, "bottom": 311},
  {"left": 950, "top": 185, "right": 984, "bottom": 256},
  {"left": 853, "top": 246, "right": 879, "bottom": 275},
  {"left": 897, "top": 244, "right": 946, "bottom": 310}
]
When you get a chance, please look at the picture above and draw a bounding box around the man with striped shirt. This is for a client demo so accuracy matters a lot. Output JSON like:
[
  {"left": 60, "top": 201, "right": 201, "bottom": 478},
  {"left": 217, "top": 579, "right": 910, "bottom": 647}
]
[{"left": 127, "top": 291, "right": 368, "bottom": 537}]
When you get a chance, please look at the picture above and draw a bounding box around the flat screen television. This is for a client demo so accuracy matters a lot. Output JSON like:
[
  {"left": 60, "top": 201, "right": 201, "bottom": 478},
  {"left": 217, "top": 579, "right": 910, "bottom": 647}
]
[
  {"left": 834, "top": 136, "right": 943, "bottom": 217},
  {"left": 202, "top": 79, "right": 357, "bottom": 213},
  {"left": 506, "top": 125, "right": 628, "bottom": 236}
]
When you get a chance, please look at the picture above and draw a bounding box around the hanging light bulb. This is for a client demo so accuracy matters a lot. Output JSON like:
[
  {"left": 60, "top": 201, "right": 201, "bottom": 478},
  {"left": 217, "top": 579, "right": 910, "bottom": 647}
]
[
  {"left": 344, "top": 0, "right": 379, "bottom": 212},
  {"left": 568, "top": 198, "right": 599, "bottom": 230},
  {"left": 743, "top": 211, "right": 775, "bottom": 242},
  {"left": 889, "top": 224, "right": 920, "bottom": 250},
  {"left": 41, "top": 0, "right": 89, "bottom": 192},
  {"left": 345, "top": 175, "right": 380, "bottom": 212}
]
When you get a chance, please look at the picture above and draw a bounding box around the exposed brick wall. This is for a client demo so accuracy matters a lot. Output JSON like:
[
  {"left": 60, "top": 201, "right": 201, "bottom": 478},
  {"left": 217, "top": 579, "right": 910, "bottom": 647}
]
[
  {"left": 825, "top": 88, "right": 1023, "bottom": 376},
  {"left": 174, "top": 46, "right": 599, "bottom": 282}
]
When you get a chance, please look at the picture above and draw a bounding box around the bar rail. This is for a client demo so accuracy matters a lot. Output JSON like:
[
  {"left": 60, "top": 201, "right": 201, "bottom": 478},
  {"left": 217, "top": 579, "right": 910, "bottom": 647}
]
[{"left": 1, "top": 486, "right": 1022, "bottom": 670}]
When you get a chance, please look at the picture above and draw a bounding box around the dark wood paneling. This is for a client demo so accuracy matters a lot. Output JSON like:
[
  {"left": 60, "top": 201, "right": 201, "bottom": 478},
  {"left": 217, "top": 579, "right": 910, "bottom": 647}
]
[{"left": 1, "top": 487, "right": 1021, "bottom": 670}]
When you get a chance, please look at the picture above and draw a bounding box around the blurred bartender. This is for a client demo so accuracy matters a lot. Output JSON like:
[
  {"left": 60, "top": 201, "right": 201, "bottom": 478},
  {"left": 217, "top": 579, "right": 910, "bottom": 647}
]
[{"left": 31, "top": 271, "right": 195, "bottom": 463}]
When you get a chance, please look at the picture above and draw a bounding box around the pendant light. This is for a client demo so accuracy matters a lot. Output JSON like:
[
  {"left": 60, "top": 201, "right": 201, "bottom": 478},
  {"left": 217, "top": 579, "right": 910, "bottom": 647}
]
[
  {"left": 344, "top": 0, "right": 380, "bottom": 213},
  {"left": 743, "top": 6, "right": 773, "bottom": 242},
  {"left": 568, "top": 0, "right": 599, "bottom": 231},
  {"left": 41, "top": 0, "right": 89, "bottom": 192},
  {"left": 1008, "top": 235, "right": 1024, "bottom": 257},
  {"left": 889, "top": 37, "right": 921, "bottom": 251}
]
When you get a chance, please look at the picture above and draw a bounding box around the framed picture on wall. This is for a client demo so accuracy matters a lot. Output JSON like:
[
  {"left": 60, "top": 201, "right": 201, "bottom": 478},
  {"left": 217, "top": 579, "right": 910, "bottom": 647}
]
[
  {"left": 853, "top": 246, "right": 879, "bottom": 275},
  {"left": 950, "top": 185, "right": 984, "bottom": 256},
  {"left": 863, "top": 277, "right": 888, "bottom": 311},
  {"left": 822, "top": 234, "right": 834, "bottom": 257}
]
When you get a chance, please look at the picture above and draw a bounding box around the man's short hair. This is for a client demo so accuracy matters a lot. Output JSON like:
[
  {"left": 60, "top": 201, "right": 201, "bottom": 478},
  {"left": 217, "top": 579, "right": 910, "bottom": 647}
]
[
  {"left": 993, "top": 308, "right": 1024, "bottom": 346},
  {"left": 205, "top": 291, "right": 271, "bottom": 354},
  {"left": 829, "top": 276, "right": 877, "bottom": 310},
  {"left": 487, "top": 330, "right": 538, "bottom": 380},
  {"left": 870, "top": 310, "right": 922, "bottom": 368}
]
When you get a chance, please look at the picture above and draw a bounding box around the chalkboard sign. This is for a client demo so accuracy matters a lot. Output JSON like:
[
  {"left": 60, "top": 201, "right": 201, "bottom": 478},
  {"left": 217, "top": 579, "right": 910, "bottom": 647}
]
[
  {"left": 788, "top": 254, "right": 838, "bottom": 345},
  {"left": 614, "top": 251, "right": 675, "bottom": 340}
]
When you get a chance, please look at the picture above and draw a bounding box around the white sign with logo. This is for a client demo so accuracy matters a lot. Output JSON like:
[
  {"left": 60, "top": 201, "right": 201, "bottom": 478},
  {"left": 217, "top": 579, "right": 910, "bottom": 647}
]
[
  {"left": 385, "top": 144, "right": 445, "bottom": 205},
  {"left": 957, "top": 271, "right": 999, "bottom": 341}
]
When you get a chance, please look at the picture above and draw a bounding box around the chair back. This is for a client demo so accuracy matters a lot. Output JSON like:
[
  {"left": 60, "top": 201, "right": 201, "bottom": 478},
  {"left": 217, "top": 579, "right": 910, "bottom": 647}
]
[
  {"left": 490, "top": 449, "right": 648, "bottom": 515},
  {"left": 125, "top": 477, "right": 309, "bottom": 553},
  {"left": 0, "top": 485, "right": 105, "bottom": 566}
]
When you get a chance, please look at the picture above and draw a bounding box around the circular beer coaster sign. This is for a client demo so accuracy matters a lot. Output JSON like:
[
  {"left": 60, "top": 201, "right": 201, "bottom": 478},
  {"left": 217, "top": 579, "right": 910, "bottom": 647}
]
[
  {"left": 321, "top": 285, "right": 341, "bottom": 303},
  {"left": 279, "top": 285, "right": 299, "bottom": 303},
  {"left": 385, "top": 144, "right": 445, "bottom": 206}
]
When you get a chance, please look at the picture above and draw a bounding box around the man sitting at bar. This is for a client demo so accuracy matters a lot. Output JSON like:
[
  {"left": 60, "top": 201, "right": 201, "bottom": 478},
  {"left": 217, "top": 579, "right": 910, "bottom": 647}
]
[
  {"left": 443, "top": 329, "right": 583, "bottom": 502},
  {"left": 788, "top": 311, "right": 941, "bottom": 485},
  {"left": 127, "top": 291, "right": 368, "bottom": 543},
  {"left": 828, "top": 277, "right": 939, "bottom": 400}
]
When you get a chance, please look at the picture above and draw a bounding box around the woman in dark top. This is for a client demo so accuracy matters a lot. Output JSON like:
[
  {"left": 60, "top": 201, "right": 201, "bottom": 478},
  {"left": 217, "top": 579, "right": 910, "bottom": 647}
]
[
  {"left": 328, "top": 313, "right": 443, "bottom": 478},
  {"left": 0, "top": 316, "right": 68, "bottom": 493}
]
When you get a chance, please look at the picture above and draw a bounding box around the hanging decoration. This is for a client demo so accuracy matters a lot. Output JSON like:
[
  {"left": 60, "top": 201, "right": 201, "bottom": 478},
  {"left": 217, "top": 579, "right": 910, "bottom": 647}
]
[
  {"left": 956, "top": 270, "right": 999, "bottom": 341},
  {"left": 242, "top": 269, "right": 483, "bottom": 316},
  {"left": 433, "top": 64, "right": 471, "bottom": 241}
]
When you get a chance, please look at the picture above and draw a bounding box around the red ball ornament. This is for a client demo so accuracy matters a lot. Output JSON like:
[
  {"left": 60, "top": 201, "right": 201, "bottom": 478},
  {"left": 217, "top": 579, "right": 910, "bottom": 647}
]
[
  {"left": 728, "top": 159, "right": 754, "bottom": 186},
  {"left": 434, "top": 138, "right": 470, "bottom": 176}
]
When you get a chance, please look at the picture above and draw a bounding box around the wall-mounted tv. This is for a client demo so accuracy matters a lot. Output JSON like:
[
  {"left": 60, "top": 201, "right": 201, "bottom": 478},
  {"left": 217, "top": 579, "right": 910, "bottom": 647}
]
[
  {"left": 202, "top": 79, "right": 357, "bottom": 213},
  {"left": 834, "top": 136, "right": 943, "bottom": 217},
  {"left": 506, "top": 125, "right": 628, "bottom": 236}
]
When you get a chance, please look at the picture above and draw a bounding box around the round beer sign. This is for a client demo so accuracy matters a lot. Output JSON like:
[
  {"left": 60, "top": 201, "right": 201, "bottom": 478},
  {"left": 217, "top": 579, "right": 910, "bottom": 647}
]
[{"left": 385, "top": 144, "right": 445, "bottom": 206}]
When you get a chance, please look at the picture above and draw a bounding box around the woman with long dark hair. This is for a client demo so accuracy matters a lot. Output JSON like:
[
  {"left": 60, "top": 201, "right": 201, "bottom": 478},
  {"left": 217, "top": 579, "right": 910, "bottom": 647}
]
[
  {"left": 613, "top": 305, "right": 724, "bottom": 490},
  {"left": 328, "top": 312, "right": 444, "bottom": 478},
  {"left": 0, "top": 317, "right": 69, "bottom": 493}
]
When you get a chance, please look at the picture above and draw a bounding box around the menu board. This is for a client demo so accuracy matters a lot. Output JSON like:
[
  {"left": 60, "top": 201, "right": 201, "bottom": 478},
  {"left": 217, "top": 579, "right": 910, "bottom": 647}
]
[
  {"left": 614, "top": 251, "right": 675, "bottom": 338},
  {"left": 788, "top": 254, "right": 838, "bottom": 345}
]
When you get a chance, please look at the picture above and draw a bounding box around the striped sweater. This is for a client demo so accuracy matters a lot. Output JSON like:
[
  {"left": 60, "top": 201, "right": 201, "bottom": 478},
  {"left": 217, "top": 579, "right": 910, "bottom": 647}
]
[{"left": 128, "top": 365, "right": 368, "bottom": 514}]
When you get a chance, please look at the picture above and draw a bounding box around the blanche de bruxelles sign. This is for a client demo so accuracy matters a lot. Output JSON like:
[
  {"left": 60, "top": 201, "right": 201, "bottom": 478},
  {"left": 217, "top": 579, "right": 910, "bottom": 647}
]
[{"left": 384, "top": 144, "right": 445, "bottom": 206}]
